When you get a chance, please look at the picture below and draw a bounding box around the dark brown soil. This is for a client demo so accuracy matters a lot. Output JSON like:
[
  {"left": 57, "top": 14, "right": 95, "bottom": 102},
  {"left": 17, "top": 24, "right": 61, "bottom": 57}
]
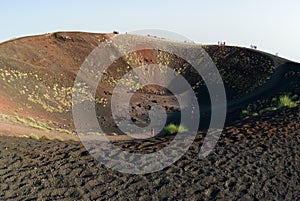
[{"left": 0, "top": 106, "right": 299, "bottom": 200}]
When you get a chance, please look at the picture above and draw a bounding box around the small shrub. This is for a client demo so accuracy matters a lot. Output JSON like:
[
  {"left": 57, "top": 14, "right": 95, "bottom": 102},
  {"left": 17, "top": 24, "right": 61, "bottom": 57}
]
[
  {"left": 29, "top": 134, "right": 39, "bottom": 140},
  {"left": 27, "top": 117, "right": 37, "bottom": 124},
  {"left": 177, "top": 125, "right": 188, "bottom": 133},
  {"left": 37, "top": 121, "right": 53, "bottom": 130},
  {"left": 56, "top": 128, "right": 73, "bottom": 135},
  {"left": 164, "top": 124, "right": 188, "bottom": 134},
  {"left": 38, "top": 121, "right": 48, "bottom": 128},
  {"left": 15, "top": 115, "right": 27, "bottom": 125},
  {"left": 31, "top": 124, "right": 48, "bottom": 131},
  {"left": 164, "top": 124, "right": 177, "bottom": 134},
  {"left": 278, "top": 95, "right": 297, "bottom": 108},
  {"left": 69, "top": 138, "right": 78, "bottom": 142},
  {"left": 241, "top": 110, "right": 250, "bottom": 117},
  {"left": 1, "top": 114, "right": 10, "bottom": 120},
  {"left": 41, "top": 135, "right": 51, "bottom": 140}
]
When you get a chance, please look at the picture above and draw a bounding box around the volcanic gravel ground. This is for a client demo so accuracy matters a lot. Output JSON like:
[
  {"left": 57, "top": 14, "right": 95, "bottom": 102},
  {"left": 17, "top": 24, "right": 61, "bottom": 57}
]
[{"left": 0, "top": 109, "right": 299, "bottom": 200}]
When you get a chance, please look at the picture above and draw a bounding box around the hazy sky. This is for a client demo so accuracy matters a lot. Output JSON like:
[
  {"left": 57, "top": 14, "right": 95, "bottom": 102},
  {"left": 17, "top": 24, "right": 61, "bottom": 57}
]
[{"left": 1, "top": 0, "right": 299, "bottom": 62}]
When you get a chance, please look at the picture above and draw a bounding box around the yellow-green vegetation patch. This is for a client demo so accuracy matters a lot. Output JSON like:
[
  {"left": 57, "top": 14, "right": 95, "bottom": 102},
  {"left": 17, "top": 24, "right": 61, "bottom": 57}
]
[
  {"left": 37, "top": 121, "right": 53, "bottom": 130},
  {"left": 31, "top": 124, "right": 49, "bottom": 132},
  {"left": 3, "top": 113, "right": 73, "bottom": 136},
  {"left": 15, "top": 115, "right": 28, "bottom": 125},
  {"left": 41, "top": 135, "right": 51, "bottom": 140},
  {"left": 29, "top": 134, "right": 39, "bottom": 140},
  {"left": 73, "top": 82, "right": 108, "bottom": 107},
  {"left": 241, "top": 110, "right": 250, "bottom": 117},
  {"left": 241, "top": 94, "right": 299, "bottom": 118},
  {"left": 27, "top": 117, "right": 37, "bottom": 124},
  {"left": 0, "top": 114, "right": 10, "bottom": 120},
  {"left": 14, "top": 115, "right": 55, "bottom": 132},
  {"left": 69, "top": 137, "right": 78, "bottom": 142},
  {"left": 278, "top": 95, "right": 298, "bottom": 108},
  {"left": 52, "top": 136, "right": 64, "bottom": 141},
  {"left": 56, "top": 128, "right": 73, "bottom": 135},
  {"left": 164, "top": 124, "right": 188, "bottom": 134},
  {"left": 0, "top": 67, "right": 73, "bottom": 113},
  {"left": 95, "top": 97, "right": 108, "bottom": 107}
]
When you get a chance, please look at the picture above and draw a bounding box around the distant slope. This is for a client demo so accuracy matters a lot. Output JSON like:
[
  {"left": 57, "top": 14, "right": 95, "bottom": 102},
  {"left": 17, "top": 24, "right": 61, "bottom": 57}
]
[
  {"left": 0, "top": 31, "right": 299, "bottom": 136},
  {"left": 0, "top": 32, "right": 111, "bottom": 128}
]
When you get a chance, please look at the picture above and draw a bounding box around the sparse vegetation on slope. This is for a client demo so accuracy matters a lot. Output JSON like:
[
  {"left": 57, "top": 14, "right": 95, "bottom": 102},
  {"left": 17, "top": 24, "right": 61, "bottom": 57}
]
[
  {"left": 0, "top": 32, "right": 299, "bottom": 137},
  {"left": 241, "top": 94, "right": 299, "bottom": 118},
  {"left": 164, "top": 124, "right": 188, "bottom": 134}
]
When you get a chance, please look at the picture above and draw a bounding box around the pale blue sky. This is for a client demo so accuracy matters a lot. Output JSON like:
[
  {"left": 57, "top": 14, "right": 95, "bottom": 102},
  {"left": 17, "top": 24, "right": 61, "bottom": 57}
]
[{"left": 1, "top": 0, "right": 299, "bottom": 62}]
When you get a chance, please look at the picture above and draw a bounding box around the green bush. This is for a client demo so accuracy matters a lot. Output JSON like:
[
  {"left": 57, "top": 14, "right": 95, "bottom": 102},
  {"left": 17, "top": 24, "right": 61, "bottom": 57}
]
[
  {"left": 53, "top": 136, "right": 64, "bottom": 141},
  {"left": 69, "top": 138, "right": 78, "bottom": 142},
  {"left": 29, "top": 134, "right": 39, "bottom": 140},
  {"left": 56, "top": 128, "right": 73, "bottom": 135},
  {"left": 31, "top": 124, "right": 48, "bottom": 131},
  {"left": 41, "top": 135, "right": 51, "bottom": 140},
  {"left": 278, "top": 95, "right": 297, "bottom": 108},
  {"left": 38, "top": 121, "right": 48, "bottom": 128},
  {"left": 1, "top": 114, "right": 10, "bottom": 120},
  {"left": 241, "top": 110, "right": 250, "bottom": 117},
  {"left": 27, "top": 117, "right": 37, "bottom": 124},
  {"left": 15, "top": 115, "right": 27, "bottom": 125},
  {"left": 164, "top": 124, "right": 188, "bottom": 134}
]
